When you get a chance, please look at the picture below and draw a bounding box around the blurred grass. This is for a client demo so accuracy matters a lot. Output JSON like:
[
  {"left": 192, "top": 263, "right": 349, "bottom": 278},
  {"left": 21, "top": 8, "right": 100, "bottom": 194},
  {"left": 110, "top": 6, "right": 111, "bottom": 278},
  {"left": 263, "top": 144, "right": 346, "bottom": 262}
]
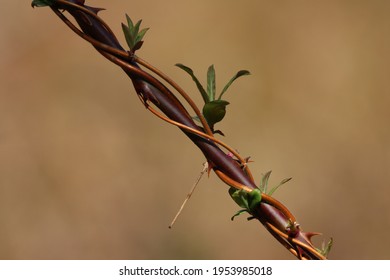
[{"left": 0, "top": 0, "right": 389, "bottom": 259}]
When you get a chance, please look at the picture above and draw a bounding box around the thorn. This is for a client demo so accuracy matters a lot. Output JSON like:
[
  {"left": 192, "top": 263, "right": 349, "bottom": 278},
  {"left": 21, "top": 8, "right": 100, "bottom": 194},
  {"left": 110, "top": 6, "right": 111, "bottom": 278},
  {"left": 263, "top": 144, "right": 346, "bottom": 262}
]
[
  {"left": 206, "top": 161, "right": 214, "bottom": 177},
  {"left": 85, "top": 6, "right": 106, "bottom": 14},
  {"left": 213, "top": 129, "right": 225, "bottom": 136},
  {"left": 238, "top": 156, "right": 253, "bottom": 171},
  {"left": 302, "top": 231, "right": 323, "bottom": 246}
]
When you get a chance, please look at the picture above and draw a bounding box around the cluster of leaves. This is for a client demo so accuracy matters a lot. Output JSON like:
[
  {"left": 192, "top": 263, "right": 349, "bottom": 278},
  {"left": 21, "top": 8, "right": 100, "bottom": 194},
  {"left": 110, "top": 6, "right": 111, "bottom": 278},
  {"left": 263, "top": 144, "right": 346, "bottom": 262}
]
[
  {"left": 230, "top": 171, "right": 291, "bottom": 220},
  {"left": 122, "top": 14, "right": 149, "bottom": 52},
  {"left": 229, "top": 187, "right": 262, "bottom": 220},
  {"left": 175, "top": 64, "right": 250, "bottom": 132},
  {"left": 258, "top": 170, "right": 292, "bottom": 196},
  {"left": 121, "top": 15, "right": 250, "bottom": 133}
]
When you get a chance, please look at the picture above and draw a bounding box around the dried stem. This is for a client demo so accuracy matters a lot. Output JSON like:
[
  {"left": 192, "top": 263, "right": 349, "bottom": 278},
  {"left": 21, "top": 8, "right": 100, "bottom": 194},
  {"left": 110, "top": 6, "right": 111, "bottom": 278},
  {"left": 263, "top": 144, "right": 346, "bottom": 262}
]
[{"left": 169, "top": 162, "right": 208, "bottom": 229}]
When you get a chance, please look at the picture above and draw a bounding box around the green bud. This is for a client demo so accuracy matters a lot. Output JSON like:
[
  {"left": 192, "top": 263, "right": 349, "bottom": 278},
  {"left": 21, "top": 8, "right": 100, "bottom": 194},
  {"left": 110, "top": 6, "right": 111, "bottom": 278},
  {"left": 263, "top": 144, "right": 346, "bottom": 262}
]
[
  {"left": 229, "top": 187, "right": 249, "bottom": 209},
  {"left": 202, "top": 100, "right": 229, "bottom": 128},
  {"left": 247, "top": 188, "right": 262, "bottom": 211},
  {"left": 229, "top": 187, "right": 262, "bottom": 213}
]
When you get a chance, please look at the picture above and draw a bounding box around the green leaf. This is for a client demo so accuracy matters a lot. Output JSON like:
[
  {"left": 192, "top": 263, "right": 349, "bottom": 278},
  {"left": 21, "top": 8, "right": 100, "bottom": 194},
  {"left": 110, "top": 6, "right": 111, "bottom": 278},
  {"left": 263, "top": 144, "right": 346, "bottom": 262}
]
[
  {"left": 126, "top": 14, "right": 134, "bottom": 30},
  {"left": 317, "top": 238, "right": 333, "bottom": 257},
  {"left": 136, "top": 27, "right": 150, "bottom": 43},
  {"left": 31, "top": 0, "right": 56, "bottom": 7},
  {"left": 267, "top": 177, "right": 292, "bottom": 196},
  {"left": 231, "top": 209, "right": 249, "bottom": 221},
  {"left": 207, "top": 65, "right": 216, "bottom": 101},
  {"left": 202, "top": 100, "right": 229, "bottom": 128},
  {"left": 175, "top": 63, "right": 209, "bottom": 103},
  {"left": 134, "top": 19, "right": 142, "bottom": 36},
  {"left": 218, "top": 70, "right": 250, "bottom": 100},
  {"left": 258, "top": 170, "right": 272, "bottom": 193},
  {"left": 122, "top": 14, "right": 149, "bottom": 52},
  {"left": 121, "top": 23, "right": 134, "bottom": 50},
  {"left": 229, "top": 187, "right": 262, "bottom": 213},
  {"left": 247, "top": 188, "right": 262, "bottom": 211},
  {"left": 229, "top": 188, "right": 249, "bottom": 209}
]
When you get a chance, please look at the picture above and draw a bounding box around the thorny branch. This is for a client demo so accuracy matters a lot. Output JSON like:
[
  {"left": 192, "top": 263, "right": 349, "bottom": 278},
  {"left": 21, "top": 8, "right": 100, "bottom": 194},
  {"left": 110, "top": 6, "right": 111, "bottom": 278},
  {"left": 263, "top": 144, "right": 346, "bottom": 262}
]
[{"left": 32, "top": 0, "right": 331, "bottom": 259}]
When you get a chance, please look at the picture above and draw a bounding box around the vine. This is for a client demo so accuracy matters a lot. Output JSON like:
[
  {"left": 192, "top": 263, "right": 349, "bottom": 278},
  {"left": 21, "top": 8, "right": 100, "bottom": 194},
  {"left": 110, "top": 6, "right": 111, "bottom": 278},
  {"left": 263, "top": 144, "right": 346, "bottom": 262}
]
[{"left": 32, "top": 0, "right": 332, "bottom": 259}]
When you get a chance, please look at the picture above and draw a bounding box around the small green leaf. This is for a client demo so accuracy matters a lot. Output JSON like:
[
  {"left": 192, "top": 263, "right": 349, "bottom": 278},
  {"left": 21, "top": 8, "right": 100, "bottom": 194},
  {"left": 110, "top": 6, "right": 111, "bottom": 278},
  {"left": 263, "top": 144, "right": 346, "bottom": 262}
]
[
  {"left": 202, "top": 100, "right": 229, "bottom": 128},
  {"left": 121, "top": 23, "right": 134, "bottom": 50},
  {"left": 134, "top": 19, "right": 142, "bottom": 36},
  {"left": 218, "top": 70, "right": 250, "bottom": 100},
  {"left": 175, "top": 63, "right": 209, "bottom": 103},
  {"left": 231, "top": 209, "right": 249, "bottom": 221},
  {"left": 247, "top": 188, "right": 262, "bottom": 211},
  {"left": 176, "top": 64, "right": 249, "bottom": 130},
  {"left": 317, "top": 238, "right": 333, "bottom": 257},
  {"left": 229, "top": 187, "right": 262, "bottom": 214},
  {"left": 136, "top": 27, "right": 150, "bottom": 43},
  {"left": 207, "top": 65, "right": 216, "bottom": 101},
  {"left": 126, "top": 14, "right": 134, "bottom": 30},
  {"left": 122, "top": 14, "right": 149, "bottom": 52},
  {"left": 267, "top": 177, "right": 292, "bottom": 196},
  {"left": 31, "top": 0, "right": 56, "bottom": 7},
  {"left": 258, "top": 170, "right": 272, "bottom": 193},
  {"left": 229, "top": 187, "right": 249, "bottom": 209},
  {"left": 258, "top": 171, "right": 292, "bottom": 195}
]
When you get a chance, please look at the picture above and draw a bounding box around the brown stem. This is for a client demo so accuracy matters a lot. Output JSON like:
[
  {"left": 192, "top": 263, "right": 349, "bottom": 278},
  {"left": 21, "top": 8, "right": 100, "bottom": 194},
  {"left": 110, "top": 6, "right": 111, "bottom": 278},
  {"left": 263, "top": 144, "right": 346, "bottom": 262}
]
[
  {"left": 34, "top": 0, "right": 328, "bottom": 260},
  {"left": 135, "top": 57, "right": 214, "bottom": 137}
]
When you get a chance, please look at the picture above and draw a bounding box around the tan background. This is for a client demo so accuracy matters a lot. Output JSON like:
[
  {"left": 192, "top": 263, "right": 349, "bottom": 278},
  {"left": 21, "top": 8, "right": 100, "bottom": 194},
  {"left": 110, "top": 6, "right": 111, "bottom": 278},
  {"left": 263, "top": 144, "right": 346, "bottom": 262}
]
[{"left": 1, "top": 0, "right": 389, "bottom": 259}]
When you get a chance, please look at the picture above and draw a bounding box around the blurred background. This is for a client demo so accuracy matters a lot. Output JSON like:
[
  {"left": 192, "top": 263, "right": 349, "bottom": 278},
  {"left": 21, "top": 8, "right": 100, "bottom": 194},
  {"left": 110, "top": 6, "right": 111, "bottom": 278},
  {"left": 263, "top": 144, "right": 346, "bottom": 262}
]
[{"left": 1, "top": 0, "right": 389, "bottom": 259}]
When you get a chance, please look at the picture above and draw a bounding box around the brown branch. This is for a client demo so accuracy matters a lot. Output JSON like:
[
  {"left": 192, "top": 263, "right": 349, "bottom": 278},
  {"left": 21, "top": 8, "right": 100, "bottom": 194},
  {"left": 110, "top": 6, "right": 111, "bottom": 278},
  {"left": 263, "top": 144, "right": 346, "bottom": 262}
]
[{"left": 33, "top": 0, "right": 329, "bottom": 259}]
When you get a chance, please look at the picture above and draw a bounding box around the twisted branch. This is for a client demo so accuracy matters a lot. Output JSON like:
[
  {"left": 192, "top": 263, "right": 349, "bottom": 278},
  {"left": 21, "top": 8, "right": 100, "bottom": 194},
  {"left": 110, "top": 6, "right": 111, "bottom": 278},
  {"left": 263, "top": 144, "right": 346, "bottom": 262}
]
[{"left": 33, "top": 0, "right": 330, "bottom": 259}]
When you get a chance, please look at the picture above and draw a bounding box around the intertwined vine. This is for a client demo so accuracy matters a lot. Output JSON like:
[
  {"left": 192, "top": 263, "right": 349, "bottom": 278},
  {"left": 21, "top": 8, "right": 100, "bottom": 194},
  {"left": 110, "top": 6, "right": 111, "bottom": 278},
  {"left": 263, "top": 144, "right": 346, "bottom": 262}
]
[{"left": 32, "top": 0, "right": 332, "bottom": 259}]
